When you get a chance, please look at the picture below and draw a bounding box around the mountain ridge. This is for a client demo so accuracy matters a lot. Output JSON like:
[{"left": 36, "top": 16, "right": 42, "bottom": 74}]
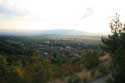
[{"left": 0, "top": 29, "right": 107, "bottom": 36}]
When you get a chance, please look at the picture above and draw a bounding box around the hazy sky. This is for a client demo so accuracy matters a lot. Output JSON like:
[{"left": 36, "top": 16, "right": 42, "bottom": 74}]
[{"left": 0, "top": 0, "right": 125, "bottom": 33}]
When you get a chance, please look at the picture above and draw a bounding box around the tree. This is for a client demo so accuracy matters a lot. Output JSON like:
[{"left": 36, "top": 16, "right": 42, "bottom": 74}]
[
  {"left": 80, "top": 50, "right": 99, "bottom": 70},
  {"left": 26, "top": 50, "right": 54, "bottom": 83},
  {"left": 101, "top": 13, "right": 125, "bottom": 83}
]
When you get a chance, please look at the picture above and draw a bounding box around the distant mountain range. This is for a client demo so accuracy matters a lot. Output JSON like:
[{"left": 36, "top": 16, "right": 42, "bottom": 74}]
[
  {"left": 0, "top": 29, "right": 107, "bottom": 36},
  {"left": 38, "top": 29, "right": 89, "bottom": 35}
]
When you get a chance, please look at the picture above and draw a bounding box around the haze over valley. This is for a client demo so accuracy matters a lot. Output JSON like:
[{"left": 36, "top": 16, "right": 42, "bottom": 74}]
[{"left": 0, "top": 0, "right": 125, "bottom": 83}]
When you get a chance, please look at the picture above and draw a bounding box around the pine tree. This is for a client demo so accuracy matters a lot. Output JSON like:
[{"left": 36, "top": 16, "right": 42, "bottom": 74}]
[{"left": 101, "top": 13, "right": 125, "bottom": 83}]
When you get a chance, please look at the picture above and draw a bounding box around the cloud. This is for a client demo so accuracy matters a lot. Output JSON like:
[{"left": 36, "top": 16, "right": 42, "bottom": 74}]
[
  {"left": 0, "top": 6, "right": 15, "bottom": 16},
  {"left": 74, "top": 8, "right": 94, "bottom": 27},
  {"left": 16, "top": 9, "right": 29, "bottom": 17},
  {"left": 0, "top": 0, "right": 28, "bottom": 17},
  {"left": 80, "top": 8, "right": 94, "bottom": 20}
]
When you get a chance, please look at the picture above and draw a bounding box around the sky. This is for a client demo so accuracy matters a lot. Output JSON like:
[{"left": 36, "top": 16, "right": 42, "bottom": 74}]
[{"left": 0, "top": 0, "right": 125, "bottom": 33}]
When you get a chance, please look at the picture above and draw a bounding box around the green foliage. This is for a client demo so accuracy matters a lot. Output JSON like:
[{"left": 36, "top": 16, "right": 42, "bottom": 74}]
[
  {"left": 0, "top": 51, "right": 52, "bottom": 83},
  {"left": 101, "top": 13, "right": 125, "bottom": 83},
  {"left": 0, "top": 55, "right": 25, "bottom": 83},
  {"left": 51, "top": 51, "right": 65, "bottom": 65},
  {"left": 0, "top": 34, "right": 102, "bottom": 83},
  {"left": 80, "top": 50, "right": 99, "bottom": 70}
]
